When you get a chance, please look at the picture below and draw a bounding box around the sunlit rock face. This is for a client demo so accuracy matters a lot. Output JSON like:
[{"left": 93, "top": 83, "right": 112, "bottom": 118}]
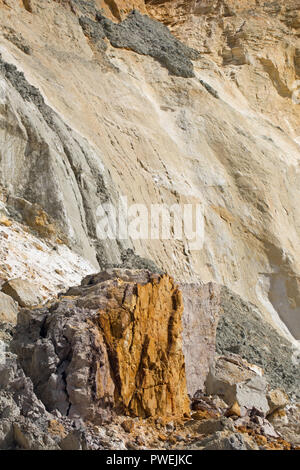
[
  {"left": 0, "top": 0, "right": 299, "bottom": 345},
  {"left": 12, "top": 269, "right": 190, "bottom": 421}
]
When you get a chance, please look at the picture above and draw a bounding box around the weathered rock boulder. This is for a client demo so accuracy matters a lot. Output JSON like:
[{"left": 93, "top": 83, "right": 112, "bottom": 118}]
[
  {"left": 0, "top": 292, "right": 18, "bottom": 324},
  {"left": 0, "top": 350, "right": 57, "bottom": 449},
  {"left": 267, "top": 389, "right": 290, "bottom": 415},
  {"left": 2, "top": 278, "right": 42, "bottom": 308},
  {"left": 205, "top": 355, "right": 270, "bottom": 416},
  {"left": 191, "top": 430, "right": 255, "bottom": 451},
  {"left": 12, "top": 269, "right": 190, "bottom": 421}
]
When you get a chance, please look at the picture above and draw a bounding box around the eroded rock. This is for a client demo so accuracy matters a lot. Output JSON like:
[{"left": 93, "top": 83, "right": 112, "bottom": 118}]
[
  {"left": 267, "top": 389, "right": 290, "bottom": 415},
  {"left": 0, "top": 291, "right": 18, "bottom": 324},
  {"left": 13, "top": 269, "right": 190, "bottom": 421}
]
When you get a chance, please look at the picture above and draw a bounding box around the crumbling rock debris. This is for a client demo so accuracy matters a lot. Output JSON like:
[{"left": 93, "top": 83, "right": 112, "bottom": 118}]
[
  {"left": 192, "top": 430, "right": 253, "bottom": 451},
  {"left": 0, "top": 350, "right": 56, "bottom": 449},
  {"left": 12, "top": 269, "right": 190, "bottom": 421}
]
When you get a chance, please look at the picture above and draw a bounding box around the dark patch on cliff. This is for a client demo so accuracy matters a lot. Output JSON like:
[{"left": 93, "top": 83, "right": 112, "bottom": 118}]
[{"left": 98, "top": 248, "right": 164, "bottom": 275}]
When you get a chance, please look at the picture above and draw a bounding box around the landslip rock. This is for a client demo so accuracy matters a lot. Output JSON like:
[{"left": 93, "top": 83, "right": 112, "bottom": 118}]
[
  {"left": 0, "top": 292, "right": 18, "bottom": 324},
  {"left": 216, "top": 287, "right": 300, "bottom": 399},
  {"left": 205, "top": 355, "right": 270, "bottom": 416},
  {"left": 13, "top": 269, "right": 190, "bottom": 421},
  {"left": 267, "top": 389, "right": 290, "bottom": 415}
]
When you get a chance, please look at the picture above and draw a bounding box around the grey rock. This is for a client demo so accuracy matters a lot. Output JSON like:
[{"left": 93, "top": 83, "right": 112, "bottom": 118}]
[
  {"left": 216, "top": 287, "right": 300, "bottom": 399},
  {"left": 95, "top": 10, "right": 199, "bottom": 78},
  {"left": 235, "top": 376, "right": 270, "bottom": 416},
  {"left": 13, "top": 418, "right": 59, "bottom": 450},
  {"left": 205, "top": 355, "right": 270, "bottom": 416},
  {"left": 180, "top": 282, "right": 221, "bottom": 395},
  {"left": 197, "top": 417, "right": 235, "bottom": 435},
  {"left": 79, "top": 16, "right": 107, "bottom": 52},
  {"left": 0, "top": 349, "right": 58, "bottom": 449},
  {"left": 3, "top": 29, "right": 31, "bottom": 55},
  {"left": 194, "top": 431, "right": 251, "bottom": 450},
  {"left": 60, "top": 430, "right": 85, "bottom": 450},
  {"left": 0, "top": 419, "right": 14, "bottom": 449},
  {"left": 103, "top": 248, "right": 164, "bottom": 274},
  {"left": 12, "top": 281, "right": 116, "bottom": 423},
  {"left": 70, "top": 0, "right": 97, "bottom": 17}
]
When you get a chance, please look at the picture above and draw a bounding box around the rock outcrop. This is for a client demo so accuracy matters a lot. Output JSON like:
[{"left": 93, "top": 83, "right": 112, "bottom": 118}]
[
  {"left": 0, "top": 0, "right": 299, "bottom": 346},
  {"left": 216, "top": 287, "right": 300, "bottom": 399},
  {"left": 13, "top": 269, "right": 190, "bottom": 421}
]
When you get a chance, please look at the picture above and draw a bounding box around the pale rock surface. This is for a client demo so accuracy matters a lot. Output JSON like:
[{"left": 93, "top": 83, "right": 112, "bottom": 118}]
[
  {"left": 267, "top": 389, "right": 290, "bottom": 415},
  {"left": 12, "top": 269, "right": 190, "bottom": 421},
  {"left": 1, "top": 278, "right": 42, "bottom": 308},
  {"left": 0, "top": 205, "right": 96, "bottom": 301},
  {"left": 205, "top": 355, "right": 270, "bottom": 416}
]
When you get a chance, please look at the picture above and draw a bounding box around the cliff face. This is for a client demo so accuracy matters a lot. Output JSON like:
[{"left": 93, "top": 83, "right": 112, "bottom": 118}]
[{"left": 0, "top": 0, "right": 299, "bottom": 346}]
